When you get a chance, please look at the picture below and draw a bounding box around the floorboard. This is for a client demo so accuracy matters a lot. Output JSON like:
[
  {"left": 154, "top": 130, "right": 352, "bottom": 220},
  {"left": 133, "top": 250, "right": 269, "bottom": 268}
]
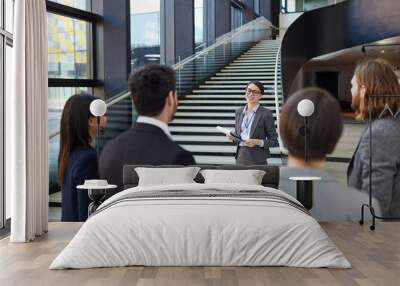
[{"left": 0, "top": 222, "right": 399, "bottom": 286}]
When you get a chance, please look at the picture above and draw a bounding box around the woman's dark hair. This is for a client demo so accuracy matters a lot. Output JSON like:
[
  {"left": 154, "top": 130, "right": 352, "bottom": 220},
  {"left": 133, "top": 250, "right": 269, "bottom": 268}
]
[
  {"left": 279, "top": 87, "right": 343, "bottom": 161},
  {"left": 57, "top": 93, "right": 98, "bottom": 185},
  {"left": 128, "top": 64, "right": 176, "bottom": 116},
  {"left": 246, "top": 80, "right": 264, "bottom": 94}
]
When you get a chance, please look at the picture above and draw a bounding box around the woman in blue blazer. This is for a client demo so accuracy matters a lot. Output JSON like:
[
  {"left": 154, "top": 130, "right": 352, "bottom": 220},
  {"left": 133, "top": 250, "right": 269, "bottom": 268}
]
[{"left": 57, "top": 94, "right": 107, "bottom": 222}]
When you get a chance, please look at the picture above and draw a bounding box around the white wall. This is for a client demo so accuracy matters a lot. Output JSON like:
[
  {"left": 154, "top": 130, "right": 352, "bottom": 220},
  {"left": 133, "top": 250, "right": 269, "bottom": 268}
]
[{"left": 279, "top": 12, "right": 302, "bottom": 36}]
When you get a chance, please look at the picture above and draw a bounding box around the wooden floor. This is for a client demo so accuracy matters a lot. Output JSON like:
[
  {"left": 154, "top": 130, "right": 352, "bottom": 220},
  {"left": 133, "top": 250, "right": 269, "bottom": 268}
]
[{"left": 0, "top": 222, "right": 399, "bottom": 286}]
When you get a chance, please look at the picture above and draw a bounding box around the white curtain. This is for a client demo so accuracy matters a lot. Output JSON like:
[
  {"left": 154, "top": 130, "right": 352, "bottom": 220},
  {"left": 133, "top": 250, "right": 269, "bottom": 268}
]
[{"left": 6, "top": 0, "right": 49, "bottom": 242}]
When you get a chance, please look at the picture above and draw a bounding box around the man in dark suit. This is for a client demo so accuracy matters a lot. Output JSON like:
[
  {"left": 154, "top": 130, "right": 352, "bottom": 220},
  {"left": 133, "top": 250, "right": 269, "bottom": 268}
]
[{"left": 99, "top": 64, "right": 195, "bottom": 192}]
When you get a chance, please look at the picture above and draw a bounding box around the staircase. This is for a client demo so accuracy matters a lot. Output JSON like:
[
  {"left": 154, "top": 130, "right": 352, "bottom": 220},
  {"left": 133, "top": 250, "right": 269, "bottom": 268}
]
[
  {"left": 102, "top": 39, "right": 283, "bottom": 166},
  {"left": 170, "top": 39, "right": 282, "bottom": 165}
]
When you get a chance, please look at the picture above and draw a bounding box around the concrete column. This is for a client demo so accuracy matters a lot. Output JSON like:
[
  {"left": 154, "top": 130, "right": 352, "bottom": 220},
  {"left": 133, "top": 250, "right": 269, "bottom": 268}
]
[
  {"left": 93, "top": 0, "right": 129, "bottom": 98},
  {"left": 174, "top": 0, "right": 194, "bottom": 62}
]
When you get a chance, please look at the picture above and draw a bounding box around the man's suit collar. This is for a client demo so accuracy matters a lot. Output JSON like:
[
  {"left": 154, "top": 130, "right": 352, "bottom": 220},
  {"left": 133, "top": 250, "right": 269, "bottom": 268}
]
[
  {"left": 132, "top": 122, "right": 171, "bottom": 140},
  {"left": 136, "top": 116, "right": 172, "bottom": 138}
]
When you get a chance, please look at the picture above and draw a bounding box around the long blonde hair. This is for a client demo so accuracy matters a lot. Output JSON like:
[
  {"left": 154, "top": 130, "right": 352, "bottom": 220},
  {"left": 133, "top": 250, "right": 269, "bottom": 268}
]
[{"left": 354, "top": 58, "right": 400, "bottom": 121}]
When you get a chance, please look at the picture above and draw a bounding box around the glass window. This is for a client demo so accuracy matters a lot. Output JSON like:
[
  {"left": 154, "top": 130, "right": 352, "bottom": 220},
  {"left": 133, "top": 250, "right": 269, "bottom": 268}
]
[
  {"left": 254, "top": 0, "right": 260, "bottom": 15},
  {"left": 47, "top": 12, "right": 92, "bottom": 79},
  {"left": 231, "top": 6, "right": 243, "bottom": 31},
  {"left": 194, "top": 0, "right": 204, "bottom": 50},
  {"left": 48, "top": 0, "right": 92, "bottom": 11},
  {"left": 5, "top": 43, "right": 12, "bottom": 220},
  {"left": 282, "top": 0, "right": 338, "bottom": 13},
  {"left": 48, "top": 87, "right": 91, "bottom": 135},
  {"left": 130, "top": 0, "right": 161, "bottom": 70},
  {"left": 304, "top": 0, "right": 335, "bottom": 11},
  {"left": 0, "top": 39, "right": 3, "bottom": 228},
  {"left": 5, "top": 0, "right": 14, "bottom": 33},
  {"left": 287, "top": 0, "right": 296, "bottom": 12},
  {"left": 281, "top": 0, "right": 286, "bottom": 13}
]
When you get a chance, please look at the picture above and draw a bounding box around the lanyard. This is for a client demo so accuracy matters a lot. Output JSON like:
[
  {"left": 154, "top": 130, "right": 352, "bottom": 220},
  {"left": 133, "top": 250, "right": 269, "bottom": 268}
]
[{"left": 243, "top": 110, "right": 256, "bottom": 130}]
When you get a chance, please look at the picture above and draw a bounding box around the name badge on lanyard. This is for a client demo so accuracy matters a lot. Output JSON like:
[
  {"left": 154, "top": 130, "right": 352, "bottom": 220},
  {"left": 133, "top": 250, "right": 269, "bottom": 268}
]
[{"left": 241, "top": 111, "right": 256, "bottom": 140}]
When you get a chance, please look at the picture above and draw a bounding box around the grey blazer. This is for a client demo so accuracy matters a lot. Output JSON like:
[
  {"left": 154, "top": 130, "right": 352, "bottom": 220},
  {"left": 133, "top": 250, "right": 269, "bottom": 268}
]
[
  {"left": 280, "top": 167, "right": 380, "bottom": 222},
  {"left": 347, "top": 117, "right": 400, "bottom": 217},
  {"left": 234, "top": 106, "right": 279, "bottom": 165}
]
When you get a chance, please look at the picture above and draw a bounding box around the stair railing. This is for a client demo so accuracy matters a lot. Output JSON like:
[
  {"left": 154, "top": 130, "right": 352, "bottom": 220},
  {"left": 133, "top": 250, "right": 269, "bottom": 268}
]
[
  {"left": 48, "top": 88, "right": 131, "bottom": 140},
  {"left": 174, "top": 17, "right": 276, "bottom": 70},
  {"left": 273, "top": 44, "right": 287, "bottom": 155}
]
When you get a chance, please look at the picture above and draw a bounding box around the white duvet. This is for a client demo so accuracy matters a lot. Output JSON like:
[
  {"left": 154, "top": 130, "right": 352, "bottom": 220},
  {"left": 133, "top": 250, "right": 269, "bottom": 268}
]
[{"left": 50, "top": 183, "right": 351, "bottom": 269}]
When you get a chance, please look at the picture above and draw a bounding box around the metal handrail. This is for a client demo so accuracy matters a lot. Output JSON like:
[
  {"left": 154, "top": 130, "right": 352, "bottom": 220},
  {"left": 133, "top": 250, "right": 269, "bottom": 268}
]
[
  {"left": 49, "top": 89, "right": 131, "bottom": 140},
  {"left": 273, "top": 44, "right": 287, "bottom": 155},
  {"left": 174, "top": 17, "right": 277, "bottom": 70}
]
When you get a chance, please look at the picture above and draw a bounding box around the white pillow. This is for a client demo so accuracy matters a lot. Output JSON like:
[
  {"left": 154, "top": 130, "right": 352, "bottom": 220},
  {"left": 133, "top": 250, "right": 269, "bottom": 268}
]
[
  {"left": 135, "top": 167, "right": 200, "bottom": 186},
  {"left": 200, "top": 169, "right": 266, "bottom": 185}
]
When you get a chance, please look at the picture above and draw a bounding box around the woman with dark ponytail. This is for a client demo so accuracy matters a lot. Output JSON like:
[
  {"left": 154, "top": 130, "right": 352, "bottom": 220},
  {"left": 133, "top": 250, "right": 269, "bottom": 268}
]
[{"left": 58, "top": 94, "right": 107, "bottom": 221}]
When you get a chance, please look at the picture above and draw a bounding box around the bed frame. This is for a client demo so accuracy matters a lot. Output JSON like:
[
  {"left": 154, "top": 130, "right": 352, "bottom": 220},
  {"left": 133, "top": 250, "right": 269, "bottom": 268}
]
[{"left": 123, "top": 164, "right": 280, "bottom": 190}]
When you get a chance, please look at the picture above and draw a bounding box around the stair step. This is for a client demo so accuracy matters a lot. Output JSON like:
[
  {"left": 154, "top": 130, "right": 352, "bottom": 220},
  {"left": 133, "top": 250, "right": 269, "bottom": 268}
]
[
  {"left": 175, "top": 112, "right": 276, "bottom": 118},
  {"left": 175, "top": 112, "right": 236, "bottom": 118},
  {"left": 182, "top": 145, "right": 236, "bottom": 153},
  {"left": 192, "top": 90, "right": 272, "bottom": 94},
  {"left": 198, "top": 85, "right": 280, "bottom": 89},
  {"left": 211, "top": 76, "right": 276, "bottom": 80},
  {"left": 205, "top": 80, "right": 278, "bottom": 84},
  {"left": 193, "top": 156, "right": 282, "bottom": 165},
  {"left": 228, "top": 63, "right": 276, "bottom": 66},
  {"left": 183, "top": 144, "right": 281, "bottom": 153},
  {"left": 173, "top": 135, "right": 232, "bottom": 143},
  {"left": 194, "top": 155, "right": 235, "bottom": 164},
  {"left": 173, "top": 135, "right": 281, "bottom": 153},
  {"left": 181, "top": 145, "right": 280, "bottom": 155},
  {"left": 234, "top": 61, "right": 277, "bottom": 65},
  {"left": 238, "top": 56, "right": 278, "bottom": 60},
  {"left": 179, "top": 100, "right": 277, "bottom": 104},
  {"left": 106, "top": 109, "right": 132, "bottom": 115},
  {"left": 171, "top": 119, "right": 234, "bottom": 125},
  {"left": 170, "top": 126, "right": 225, "bottom": 133},
  {"left": 178, "top": 104, "right": 278, "bottom": 110},
  {"left": 171, "top": 119, "right": 276, "bottom": 125},
  {"left": 222, "top": 68, "right": 279, "bottom": 71},
  {"left": 185, "top": 95, "right": 279, "bottom": 99},
  {"left": 244, "top": 50, "right": 278, "bottom": 53},
  {"left": 217, "top": 72, "right": 274, "bottom": 76},
  {"left": 170, "top": 125, "right": 277, "bottom": 133},
  {"left": 236, "top": 58, "right": 276, "bottom": 62},
  {"left": 240, "top": 52, "right": 278, "bottom": 55},
  {"left": 239, "top": 55, "right": 277, "bottom": 59}
]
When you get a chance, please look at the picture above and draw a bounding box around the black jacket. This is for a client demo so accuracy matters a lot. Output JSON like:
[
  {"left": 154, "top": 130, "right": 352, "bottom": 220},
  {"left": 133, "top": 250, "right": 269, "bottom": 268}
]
[
  {"left": 99, "top": 123, "right": 195, "bottom": 193},
  {"left": 61, "top": 146, "right": 97, "bottom": 222}
]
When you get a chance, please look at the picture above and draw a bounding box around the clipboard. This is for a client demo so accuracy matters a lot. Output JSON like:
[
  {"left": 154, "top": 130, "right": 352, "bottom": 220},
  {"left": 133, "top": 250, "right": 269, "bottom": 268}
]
[{"left": 216, "top": 126, "right": 243, "bottom": 142}]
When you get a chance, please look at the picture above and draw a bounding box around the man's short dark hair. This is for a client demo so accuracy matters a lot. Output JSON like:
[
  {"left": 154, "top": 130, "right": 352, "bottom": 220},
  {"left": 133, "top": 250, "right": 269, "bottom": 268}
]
[
  {"left": 279, "top": 87, "right": 343, "bottom": 161},
  {"left": 128, "top": 64, "right": 176, "bottom": 116}
]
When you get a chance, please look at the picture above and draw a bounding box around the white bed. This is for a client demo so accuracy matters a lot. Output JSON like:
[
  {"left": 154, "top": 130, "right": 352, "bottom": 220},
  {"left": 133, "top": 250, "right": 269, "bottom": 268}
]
[{"left": 50, "top": 183, "right": 351, "bottom": 269}]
